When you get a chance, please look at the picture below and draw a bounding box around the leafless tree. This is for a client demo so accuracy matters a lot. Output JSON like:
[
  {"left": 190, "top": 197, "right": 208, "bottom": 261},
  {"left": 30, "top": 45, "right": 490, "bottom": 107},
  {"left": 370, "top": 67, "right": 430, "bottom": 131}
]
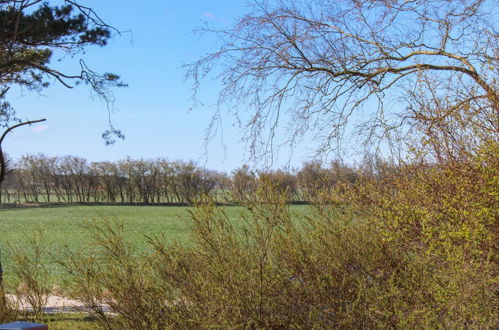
[
  {"left": 188, "top": 0, "right": 498, "bottom": 161},
  {"left": 297, "top": 161, "right": 332, "bottom": 199},
  {"left": 174, "top": 161, "right": 217, "bottom": 205},
  {"left": 258, "top": 169, "right": 298, "bottom": 201},
  {"left": 231, "top": 165, "right": 258, "bottom": 202}
]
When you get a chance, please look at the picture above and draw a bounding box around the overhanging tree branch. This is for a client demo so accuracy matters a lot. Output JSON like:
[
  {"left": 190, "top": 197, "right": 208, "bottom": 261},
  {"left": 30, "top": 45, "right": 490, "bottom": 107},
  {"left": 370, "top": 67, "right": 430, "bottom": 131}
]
[
  {"left": 0, "top": 118, "right": 46, "bottom": 185},
  {"left": 187, "top": 0, "right": 498, "bottom": 161}
]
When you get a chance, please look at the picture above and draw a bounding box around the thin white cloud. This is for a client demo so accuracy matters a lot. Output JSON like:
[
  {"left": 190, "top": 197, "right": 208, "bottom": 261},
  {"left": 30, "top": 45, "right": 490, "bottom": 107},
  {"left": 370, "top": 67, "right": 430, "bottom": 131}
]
[
  {"left": 32, "top": 125, "right": 49, "bottom": 133},
  {"left": 201, "top": 11, "right": 228, "bottom": 24},
  {"left": 202, "top": 11, "right": 215, "bottom": 20}
]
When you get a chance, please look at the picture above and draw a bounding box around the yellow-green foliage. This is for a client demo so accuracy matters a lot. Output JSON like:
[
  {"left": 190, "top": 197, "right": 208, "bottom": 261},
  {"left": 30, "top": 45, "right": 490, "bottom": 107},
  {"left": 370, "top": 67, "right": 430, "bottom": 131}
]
[
  {"left": 3, "top": 143, "right": 496, "bottom": 328},
  {"left": 55, "top": 152, "right": 497, "bottom": 329},
  {"left": 353, "top": 141, "right": 498, "bottom": 261},
  {"left": 0, "top": 291, "right": 15, "bottom": 325}
]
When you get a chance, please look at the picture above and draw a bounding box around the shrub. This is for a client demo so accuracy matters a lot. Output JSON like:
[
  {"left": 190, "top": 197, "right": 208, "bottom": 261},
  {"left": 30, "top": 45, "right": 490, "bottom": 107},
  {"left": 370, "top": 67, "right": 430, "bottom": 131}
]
[
  {"left": 4, "top": 142, "right": 489, "bottom": 328},
  {"left": 0, "top": 290, "right": 16, "bottom": 325},
  {"left": 6, "top": 229, "right": 53, "bottom": 320},
  {"left": 57, "top": 157, "right": 497, "bottom": 328}
]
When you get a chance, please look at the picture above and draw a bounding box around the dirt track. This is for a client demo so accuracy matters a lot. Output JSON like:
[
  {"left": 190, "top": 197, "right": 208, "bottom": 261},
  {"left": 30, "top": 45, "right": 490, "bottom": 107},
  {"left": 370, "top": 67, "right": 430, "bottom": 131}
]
[{"left": 6, "top": 294, "right": 112, "bottom": 314}]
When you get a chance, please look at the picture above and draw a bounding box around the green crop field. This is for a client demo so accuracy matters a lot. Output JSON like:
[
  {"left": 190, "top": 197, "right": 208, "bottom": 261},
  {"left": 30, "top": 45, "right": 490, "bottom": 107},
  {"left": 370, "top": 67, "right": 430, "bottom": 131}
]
[
  {"left": 0, "top": 204, "right": 310, "bottom": 285},
  {"left": 0, "top": 205, "right": 228, "bottom": 285},
  {"left": 1, "top": 205, "right": 196, "bottom": 252}
]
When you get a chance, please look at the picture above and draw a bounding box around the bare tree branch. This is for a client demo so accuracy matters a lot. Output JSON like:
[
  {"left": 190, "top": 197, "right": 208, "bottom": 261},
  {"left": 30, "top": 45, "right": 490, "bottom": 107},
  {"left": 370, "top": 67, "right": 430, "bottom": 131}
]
[
  {"left": 187, "top": 0, "right": 498, "bottom": 162},
  {"left": 0, "top": 118, "right": 46, "bottom": 185}
]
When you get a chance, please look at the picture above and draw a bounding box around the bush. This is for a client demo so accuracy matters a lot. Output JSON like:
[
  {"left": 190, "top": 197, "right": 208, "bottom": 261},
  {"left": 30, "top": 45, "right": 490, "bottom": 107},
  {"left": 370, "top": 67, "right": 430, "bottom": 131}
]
[
  {"left": 3, "top": 143, "right": 494, "bottom": 328},
  {"left": 0, "top": 290, "right": 16, "bottom": 325},
  {"left": 57, "top": 154, "right": 498, "bottom": 329},
  {"left": 5, "top": 229, "right": 53, "bottom": 321}
]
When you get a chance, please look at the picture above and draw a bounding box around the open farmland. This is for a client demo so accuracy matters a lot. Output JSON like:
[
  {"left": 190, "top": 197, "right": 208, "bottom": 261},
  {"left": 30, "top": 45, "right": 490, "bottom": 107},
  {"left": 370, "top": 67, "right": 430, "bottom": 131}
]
[
  {"left": 0, "top": 205, "right": 189, "bottom": 285},
  {"left": 0, "top": 204, "right": 311, "bottom": 284}
]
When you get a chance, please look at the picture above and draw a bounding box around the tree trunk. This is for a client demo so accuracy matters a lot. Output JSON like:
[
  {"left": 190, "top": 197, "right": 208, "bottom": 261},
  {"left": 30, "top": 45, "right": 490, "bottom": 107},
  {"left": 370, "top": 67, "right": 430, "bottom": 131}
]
[{"left": 0, "top": 119, "right": 46, "bottom": 289}]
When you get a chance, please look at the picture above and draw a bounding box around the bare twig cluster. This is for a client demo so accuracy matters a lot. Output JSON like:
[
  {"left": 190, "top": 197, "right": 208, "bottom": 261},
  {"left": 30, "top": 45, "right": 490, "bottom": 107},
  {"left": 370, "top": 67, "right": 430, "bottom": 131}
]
[{"left": 188, "top": 0, "right": 498, "bottom": 161}]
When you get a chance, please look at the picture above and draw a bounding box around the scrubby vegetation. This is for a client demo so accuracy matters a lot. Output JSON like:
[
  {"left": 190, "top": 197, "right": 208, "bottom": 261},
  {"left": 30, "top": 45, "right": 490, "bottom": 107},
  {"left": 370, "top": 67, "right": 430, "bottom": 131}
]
[
  {"left": 1, "top": 0, "right": 497, "bottom": 328},
  {"left": 1, "top": 142, "right": 497, "bottom": 328}
]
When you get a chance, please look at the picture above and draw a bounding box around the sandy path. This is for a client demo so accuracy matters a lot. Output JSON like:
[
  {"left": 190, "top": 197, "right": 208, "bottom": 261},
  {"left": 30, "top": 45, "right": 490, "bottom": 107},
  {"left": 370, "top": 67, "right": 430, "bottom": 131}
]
[{"left": 5, "top": 294, "right": 112, "bottom": 314}]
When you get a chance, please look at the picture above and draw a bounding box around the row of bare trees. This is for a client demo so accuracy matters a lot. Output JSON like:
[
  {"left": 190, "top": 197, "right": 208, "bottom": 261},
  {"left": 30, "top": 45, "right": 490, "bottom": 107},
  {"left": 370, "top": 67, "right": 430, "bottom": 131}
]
[
  {"left": 1, "top": 155, "right": 220, "bottom": 205},
  {"left": 0, "top": 154, "right": 364, "bottom": 205}
]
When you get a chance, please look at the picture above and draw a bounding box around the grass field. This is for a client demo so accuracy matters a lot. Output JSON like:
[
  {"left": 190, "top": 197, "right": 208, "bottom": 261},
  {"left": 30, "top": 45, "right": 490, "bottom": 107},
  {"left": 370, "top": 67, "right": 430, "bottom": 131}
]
[
  {"left": 0, "top": 205, "right": 221, "bottom": 284},
  {"left": 0, "top": 204, "right": 310, "bottom": 285},
  {"left": 0, "top": 205, "right": 196, "bottom": 252}
]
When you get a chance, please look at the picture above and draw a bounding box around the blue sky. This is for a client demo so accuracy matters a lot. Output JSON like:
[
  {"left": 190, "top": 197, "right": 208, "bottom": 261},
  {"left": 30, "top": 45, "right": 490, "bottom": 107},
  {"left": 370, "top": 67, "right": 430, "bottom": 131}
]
[{"left": 4, "top": 0, "right": 320, "bottom": 171}]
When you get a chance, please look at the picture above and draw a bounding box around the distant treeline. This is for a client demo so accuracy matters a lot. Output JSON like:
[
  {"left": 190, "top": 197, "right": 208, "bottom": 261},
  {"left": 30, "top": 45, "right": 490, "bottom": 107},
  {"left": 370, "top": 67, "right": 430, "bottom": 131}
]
[{"left": 0, "top": 154, "right": 368, "bottom": 205}]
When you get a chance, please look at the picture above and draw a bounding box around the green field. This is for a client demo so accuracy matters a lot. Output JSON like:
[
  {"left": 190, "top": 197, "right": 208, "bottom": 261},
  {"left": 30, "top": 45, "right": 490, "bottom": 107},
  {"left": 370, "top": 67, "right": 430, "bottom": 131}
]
[
  {"left": 0, "top": 204, "right": 309, "bottom": 285},
  {"left": 0, "top": 205, "right": 228, "bottom": 285},
  {"left": 1, "top": 205, "right": 196, "bottom": 251}
]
